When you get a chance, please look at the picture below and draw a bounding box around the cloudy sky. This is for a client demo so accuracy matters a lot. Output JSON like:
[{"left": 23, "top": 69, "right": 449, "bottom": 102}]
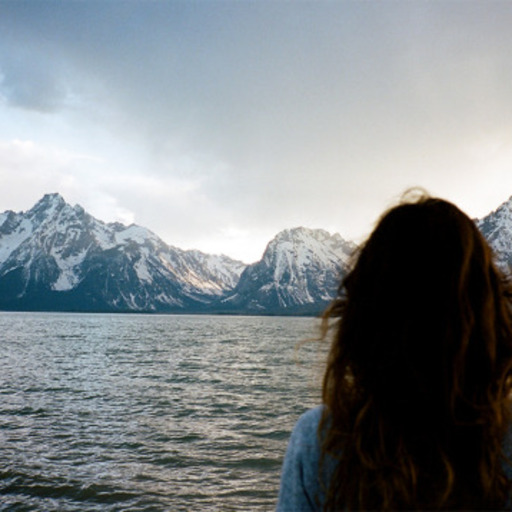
[{"left": 1, "top": 1, "right": 512, "bottom": 262}]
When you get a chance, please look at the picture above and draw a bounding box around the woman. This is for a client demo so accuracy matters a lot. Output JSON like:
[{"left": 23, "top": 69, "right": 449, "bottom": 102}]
[{"left": 277, "top": 193, "right": 512, "bottom": 510}]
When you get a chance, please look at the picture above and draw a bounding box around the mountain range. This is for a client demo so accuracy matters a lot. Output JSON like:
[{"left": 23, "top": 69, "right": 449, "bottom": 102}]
[
  {"left": 0, "top": 193, "right": 355, "bottom": 315},
  {"left": 0, "top": 193, "right": 510, "bottom": 315}
]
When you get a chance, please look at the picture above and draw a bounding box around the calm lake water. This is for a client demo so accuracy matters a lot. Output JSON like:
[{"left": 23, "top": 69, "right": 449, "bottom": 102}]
[{"left": 0, "top": 312, "right": 327, "bottom": 511}]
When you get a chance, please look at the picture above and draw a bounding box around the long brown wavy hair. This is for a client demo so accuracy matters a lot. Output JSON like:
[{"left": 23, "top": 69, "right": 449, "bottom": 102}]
[{"left": 320, "top": 193, "right": 512, "bottom": 510}]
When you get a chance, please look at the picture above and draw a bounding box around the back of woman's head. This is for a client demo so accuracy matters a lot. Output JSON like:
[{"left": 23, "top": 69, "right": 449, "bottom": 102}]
[{"left": 321, "top": 193, "right": 512, "bottom": 510}]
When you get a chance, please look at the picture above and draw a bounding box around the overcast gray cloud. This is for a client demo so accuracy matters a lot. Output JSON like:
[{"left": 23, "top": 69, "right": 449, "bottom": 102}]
[{"left": 1, "top": 1, "right": 512, "bottom": 261}]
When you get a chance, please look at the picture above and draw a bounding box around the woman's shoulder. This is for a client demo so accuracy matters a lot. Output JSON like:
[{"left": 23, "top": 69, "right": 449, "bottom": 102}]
[
  {"left": 276, "top": 406, "right": 327, "bottom": 512},
  {"left": 281, "top": 405, "right": 325, "bottom": 474},
  {"left": 291, "top": 405, "right": 325, "bottom": 441}
]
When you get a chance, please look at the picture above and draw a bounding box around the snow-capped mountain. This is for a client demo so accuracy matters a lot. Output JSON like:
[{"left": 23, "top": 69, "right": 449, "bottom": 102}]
[
  {"left": 219, "top": 227, "right": 356, "bottom": 315},
  {"left": 477, "top": 195, "right": 512, "bottom": 270},
  {"left": 0, "top": 194, "right": 357, "bottom": 314},
  {"left": 4, "top": 193, "right": 512, "bottom": 315},
  {"left": 0, "top": 193, "right": 245, "bottom": 312}
]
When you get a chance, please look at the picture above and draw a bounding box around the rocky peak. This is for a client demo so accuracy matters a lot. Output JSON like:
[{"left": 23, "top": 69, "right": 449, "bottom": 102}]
[
  {"left": 477, "top": 196, "right": 512, "bottom": 268},
  {"left": 262, "top": 226, "right": 354, "bottom": 267},
  {"left": 30, "top": 192, "right": 66, "bottom": 212}
]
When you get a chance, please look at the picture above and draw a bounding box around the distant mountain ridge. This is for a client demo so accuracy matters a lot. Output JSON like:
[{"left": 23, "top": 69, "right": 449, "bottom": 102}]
[
  {"left": 0, "top": 193, "right": 355, "bottom": 314},
  {"left": 1, "top": 193, "right": 511, "bottom": 315}
]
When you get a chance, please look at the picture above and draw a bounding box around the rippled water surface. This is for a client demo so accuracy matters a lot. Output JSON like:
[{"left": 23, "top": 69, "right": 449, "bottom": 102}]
[{"left": 0, "top": 312, "right": 326, "bottom": 511}]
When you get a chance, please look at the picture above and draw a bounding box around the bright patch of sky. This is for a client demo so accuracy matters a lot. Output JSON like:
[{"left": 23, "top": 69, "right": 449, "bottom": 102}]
[{"left": 1, "top": 1, "right": 512, "bottom": 263}]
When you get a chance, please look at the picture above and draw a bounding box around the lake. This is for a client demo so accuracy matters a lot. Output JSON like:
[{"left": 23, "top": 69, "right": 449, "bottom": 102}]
[{"left": 0, "top": 312, "right": 327, "bottom": 511}]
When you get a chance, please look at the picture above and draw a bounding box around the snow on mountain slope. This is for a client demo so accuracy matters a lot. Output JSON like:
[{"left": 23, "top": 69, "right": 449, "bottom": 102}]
[
  {"left": 221, "top": 227, "right": 356, "bottom": 314},
  {"left": 0, "top": 213, "right": 35, "bottom": 266}
]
